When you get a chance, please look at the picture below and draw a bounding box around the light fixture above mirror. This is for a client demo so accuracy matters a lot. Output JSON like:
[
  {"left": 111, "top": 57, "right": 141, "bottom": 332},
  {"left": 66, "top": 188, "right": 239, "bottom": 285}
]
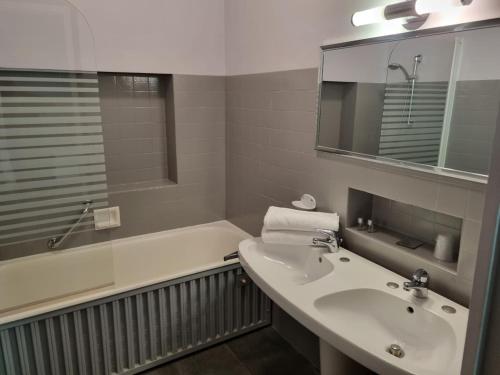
[{"left": 352, "top": 0, "right": 473, "bottom": 29}]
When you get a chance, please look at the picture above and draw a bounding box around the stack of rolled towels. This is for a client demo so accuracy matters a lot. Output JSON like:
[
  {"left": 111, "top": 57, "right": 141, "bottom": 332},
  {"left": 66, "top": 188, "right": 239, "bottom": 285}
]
[{"left": 261, "top": 206, "right": 340, "bottom": 246}]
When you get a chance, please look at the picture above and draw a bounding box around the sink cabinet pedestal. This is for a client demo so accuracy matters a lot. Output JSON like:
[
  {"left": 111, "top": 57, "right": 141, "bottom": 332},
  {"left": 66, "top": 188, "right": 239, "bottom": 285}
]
[{"left": 320, "top": 339, "right": 374, "bottom": 375}]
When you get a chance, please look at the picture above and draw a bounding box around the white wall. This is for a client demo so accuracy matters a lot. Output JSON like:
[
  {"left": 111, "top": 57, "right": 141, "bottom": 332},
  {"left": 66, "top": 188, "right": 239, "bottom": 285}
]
[
  {"left": 0, "top": 0, "right": 226, "bottom": 75},
  {"left": 322, "top": 36, "right": 456, "bottom": 84},
  {"left": 322, "top": 42, "right": 395, "bottom": 83},
  {"left": 0, "top": 0, "right": 96, "bottom": 71},
  {"left": 225, "top": 0, "right": 500, "bottom": 75},
  {"left": 323, "top": 26, "right": 500, "bottom": 84},
  {"left": 1, "top": 0, "right": 499, "bottom": 76},
  {"left": 387, "top": 35, "right": 456, "bottom": 82},
  {"left": 69, "top": 0, "right": 226, "bottom": 75}
]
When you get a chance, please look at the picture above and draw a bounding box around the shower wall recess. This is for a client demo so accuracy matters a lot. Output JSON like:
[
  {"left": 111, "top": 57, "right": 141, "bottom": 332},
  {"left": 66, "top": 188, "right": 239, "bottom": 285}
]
[
  {"left": 98, "top": 73, "right": 177, "bottom": 190},
  {"left": 0, "top": 70, "right": 109, "bottom": 249}
]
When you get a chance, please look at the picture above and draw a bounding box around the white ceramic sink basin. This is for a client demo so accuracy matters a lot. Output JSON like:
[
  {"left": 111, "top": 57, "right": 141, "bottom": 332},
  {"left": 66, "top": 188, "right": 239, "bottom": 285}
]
[
  {"left": 239, "top": 238, "right": 468, "bottom": 375},
  {"left": 315, "top": 289, "right": 457, "bottom": 374},
  {"left": 247, "top": 242, "right": 334, "bottom": 285}
]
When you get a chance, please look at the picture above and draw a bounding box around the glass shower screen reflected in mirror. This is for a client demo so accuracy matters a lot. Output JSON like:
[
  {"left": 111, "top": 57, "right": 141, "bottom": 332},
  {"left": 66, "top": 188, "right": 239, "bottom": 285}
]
[
  {"left": 317, "top": 26, "right": 500, "bottom": 178},
  {"left": 0, "top": 0, "right": 110, "bottom": 260}
]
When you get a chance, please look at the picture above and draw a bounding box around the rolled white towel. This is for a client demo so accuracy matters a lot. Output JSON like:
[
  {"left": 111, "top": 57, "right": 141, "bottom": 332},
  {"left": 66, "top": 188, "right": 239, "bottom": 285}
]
[
  {"left": 263, "top": 206, "right": 339, "bottom": 232},
  {"left": 261, "top": 228, "right": 324, "bottom": 246}
]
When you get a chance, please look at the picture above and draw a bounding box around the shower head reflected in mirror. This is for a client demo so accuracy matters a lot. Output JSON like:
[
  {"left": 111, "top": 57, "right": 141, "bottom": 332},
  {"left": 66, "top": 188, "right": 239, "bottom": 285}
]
[
  {"left": 388, "top": 62, "right": 412, "bottom": 81},
  {"left": 388, "top": 63, "right": 402, "bottom": 69},
  {"left": 388, "top": 54, "right": 423, "bottom": 82},
  {"left": 387, "top": 54, "right": 423, "bottom": 125}
]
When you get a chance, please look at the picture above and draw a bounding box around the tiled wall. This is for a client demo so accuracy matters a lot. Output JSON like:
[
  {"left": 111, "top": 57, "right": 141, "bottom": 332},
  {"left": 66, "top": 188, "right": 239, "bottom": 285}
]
[
  {"left": 99, "top": 73, "right": 171, "bottom": 187},
  {"left": 371, "top": 195, "right": 462, "bottom": 246},
  {"left": 0, "top": 75, "right": 226, "bottom": 259},
  {"left": 318, "top": 82, "right": 385, "bottom": 155},
  {"left": 226, "top": 68, "right": 486, "bottom": 306},
  {"left": 107, "top": 75, "right": 226, "bottom": 240},
  {"left": 446, "top": 80, "right": 500, "bottom": 174}
]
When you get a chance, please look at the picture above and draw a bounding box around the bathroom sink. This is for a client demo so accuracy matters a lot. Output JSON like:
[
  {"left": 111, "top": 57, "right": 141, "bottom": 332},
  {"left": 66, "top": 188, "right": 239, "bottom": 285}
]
[
  {"left": 314, "top": 289, "right": 457, "bottom": 375},
  {"left": 256, "top": 243, "right": 334, "bottom": 285},
  {"left": 239, "top": 238, "right": 468, "bottom": 375},
  {"left": 237, "top": 239, "right": 334, "bottom": 285}
]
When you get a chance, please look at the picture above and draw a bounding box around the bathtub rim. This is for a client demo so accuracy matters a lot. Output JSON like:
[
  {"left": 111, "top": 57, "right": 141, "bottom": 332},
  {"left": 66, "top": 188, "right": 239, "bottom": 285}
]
[
  {"left": 0, "top": 220, "right": 249, "bottom": 266},
  {"left": 0, "top": 220, "right": 251, "bottom": 325}
]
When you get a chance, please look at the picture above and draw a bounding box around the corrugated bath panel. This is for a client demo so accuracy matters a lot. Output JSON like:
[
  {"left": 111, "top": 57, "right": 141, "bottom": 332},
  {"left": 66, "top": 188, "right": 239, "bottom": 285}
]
[
  {"left": 0, "top": 264, "right": 271, "bottom": 375},
  {"left": 0, "top": 70, "right": 108, "bottom": 247}
]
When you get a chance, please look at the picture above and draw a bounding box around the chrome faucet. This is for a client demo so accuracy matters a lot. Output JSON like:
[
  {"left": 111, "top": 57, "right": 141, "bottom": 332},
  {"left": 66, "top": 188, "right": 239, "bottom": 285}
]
[
  {"left": 403, "top": 268, "right": 430, "bottom": 298},
  {"left": 312, "top": 229, "right": 342, "bottom": 253}
]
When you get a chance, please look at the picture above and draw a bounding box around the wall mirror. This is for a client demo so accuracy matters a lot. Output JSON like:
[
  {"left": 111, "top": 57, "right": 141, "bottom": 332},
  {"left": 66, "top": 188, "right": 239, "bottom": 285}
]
[{"left": 316, "top": 20, "right": 500, "bottom": 181}]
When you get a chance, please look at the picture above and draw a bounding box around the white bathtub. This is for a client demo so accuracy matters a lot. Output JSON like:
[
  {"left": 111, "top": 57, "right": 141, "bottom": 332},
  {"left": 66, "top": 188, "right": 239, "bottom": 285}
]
[{"left": 0, "top": 220, "right": 251, "bottom": 325}]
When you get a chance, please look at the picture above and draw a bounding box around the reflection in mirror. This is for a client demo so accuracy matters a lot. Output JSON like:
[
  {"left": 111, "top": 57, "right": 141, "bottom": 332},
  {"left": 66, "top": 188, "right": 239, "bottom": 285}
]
[{"left": 317, "top": 25, "right": 500, "bottom": 178}]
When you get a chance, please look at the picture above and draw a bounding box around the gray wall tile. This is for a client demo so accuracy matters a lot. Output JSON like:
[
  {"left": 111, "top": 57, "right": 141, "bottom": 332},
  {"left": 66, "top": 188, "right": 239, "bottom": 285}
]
[
  {"left": 99, "top": 72, "right": 170, "bottom": 187},
  {"left": 445, "top": 80, "right": 500, "bottom": 174},
  {"left": 107, "top": 74, "right": 226, "bottom": 239},
  {"left": 436, "top": 183, "right": 468, "bottom": 217},
  {"left": 4, "top": 66, "right": 487, "bottom": 310},
  {"left": 1, "top": 73, "right": 227, "bottom": 259},
  {"left": 271, "top": 90, "right": 317, "bottom": 111},
  {"left": 370, "top": 195, "right": 462, "bottom": 245},
  {"left": 226, "top": 68, "right": 487, "bottom": 306},
  {"left": 466, "top": 189, "right": 486, "bottom": 222},
  {"left": 458, "top": 219, "right": 483, "bottom": 282}
]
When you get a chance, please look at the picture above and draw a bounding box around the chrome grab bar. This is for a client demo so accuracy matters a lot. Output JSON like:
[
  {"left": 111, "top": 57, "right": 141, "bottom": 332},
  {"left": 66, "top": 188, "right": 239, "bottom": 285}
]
[{"left": 47, "top": 200, "right": 93, "bottom": 249}]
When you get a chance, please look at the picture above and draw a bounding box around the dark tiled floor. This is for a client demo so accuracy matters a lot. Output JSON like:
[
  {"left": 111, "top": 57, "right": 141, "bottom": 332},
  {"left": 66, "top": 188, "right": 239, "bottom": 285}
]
[{"left": 142, "top": 327, "right": 319, "bottom": 375}]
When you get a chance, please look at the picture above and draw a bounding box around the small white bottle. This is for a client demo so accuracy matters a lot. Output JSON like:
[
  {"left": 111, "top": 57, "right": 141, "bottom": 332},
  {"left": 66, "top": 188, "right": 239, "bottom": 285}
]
[
  {"left": 357, "top": 217, "right": 366, "bottom": 231},
  {"left": 367, "top": 219, "right": 376, "bottom": 233}
]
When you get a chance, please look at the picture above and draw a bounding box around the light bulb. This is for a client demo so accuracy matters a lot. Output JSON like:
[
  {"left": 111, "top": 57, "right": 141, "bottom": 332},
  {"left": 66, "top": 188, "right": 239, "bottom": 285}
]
[
  {"left": 415, "top": 0, "right": 465, "bottom": 15},
  {"left": 351, "top": 6, "right": 386, "bottom": 26},
  {"left": 351, "top": 0, "right": 471, "bottom": 28}
]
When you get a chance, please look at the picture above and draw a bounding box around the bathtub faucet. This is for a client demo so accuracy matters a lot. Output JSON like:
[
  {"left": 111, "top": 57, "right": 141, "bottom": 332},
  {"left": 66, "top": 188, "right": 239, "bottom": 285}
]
[{"left": 223, "top": 251, "right": 239, "bottom": 261}]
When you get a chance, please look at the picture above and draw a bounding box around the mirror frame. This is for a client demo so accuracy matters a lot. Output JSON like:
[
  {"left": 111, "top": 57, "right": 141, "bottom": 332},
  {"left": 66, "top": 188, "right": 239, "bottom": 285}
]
[{"left": 316, "top": 17, "right": 500, "bottom": 184}]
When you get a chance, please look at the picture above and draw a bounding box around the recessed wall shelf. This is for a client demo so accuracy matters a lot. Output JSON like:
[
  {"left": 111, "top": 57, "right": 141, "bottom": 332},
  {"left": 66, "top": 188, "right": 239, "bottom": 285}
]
[
  {"left": 345, "top": 226, "right": 458, "bottom": 275},
  {"left": 346, "top": 188, "right": 462, "bottom": 267},
  {"left": 345, "top": 187, "right": 466, "bottom": 303},
  {"left": 98, "top": 72, "right": 178, "bottom": 190}
]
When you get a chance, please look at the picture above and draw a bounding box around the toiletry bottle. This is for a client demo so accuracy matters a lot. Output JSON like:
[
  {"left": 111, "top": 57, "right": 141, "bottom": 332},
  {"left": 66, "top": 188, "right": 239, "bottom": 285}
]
[
  {"left": 367, "top": 219, "right": 376, "bottom": 233},
  {"left": 357, "top": 217, "right": 366, "bottom": 231}
]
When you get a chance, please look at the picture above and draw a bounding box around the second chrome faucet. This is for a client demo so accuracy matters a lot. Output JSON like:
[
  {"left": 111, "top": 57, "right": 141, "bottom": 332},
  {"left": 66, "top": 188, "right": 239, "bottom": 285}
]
[{"left": 403, "top": 268, "right": 430, "bottom": 298}]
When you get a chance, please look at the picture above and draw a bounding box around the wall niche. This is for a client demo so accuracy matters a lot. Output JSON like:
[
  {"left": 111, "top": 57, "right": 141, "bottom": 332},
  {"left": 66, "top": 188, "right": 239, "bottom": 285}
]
[
  {"left": 346, "top": 188, "right": 463, "bottom": 274},
  {"left": 98, "top": 73, "right": 177, "bottom": 191}
]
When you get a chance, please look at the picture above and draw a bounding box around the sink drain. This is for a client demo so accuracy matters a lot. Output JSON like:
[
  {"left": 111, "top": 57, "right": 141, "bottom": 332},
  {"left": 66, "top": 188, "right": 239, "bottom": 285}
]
[{"left": 387, "top": 344, "right": 405, "bottom": 358}]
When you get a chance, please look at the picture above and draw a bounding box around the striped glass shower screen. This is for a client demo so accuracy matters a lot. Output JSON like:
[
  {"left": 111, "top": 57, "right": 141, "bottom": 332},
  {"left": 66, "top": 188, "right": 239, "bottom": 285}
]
[
  {"left": 378, "top": 81, "right": 449, "bottom": 165},
  {"left": 0, "top": 70, "right": 108, "bottom": 248}
]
